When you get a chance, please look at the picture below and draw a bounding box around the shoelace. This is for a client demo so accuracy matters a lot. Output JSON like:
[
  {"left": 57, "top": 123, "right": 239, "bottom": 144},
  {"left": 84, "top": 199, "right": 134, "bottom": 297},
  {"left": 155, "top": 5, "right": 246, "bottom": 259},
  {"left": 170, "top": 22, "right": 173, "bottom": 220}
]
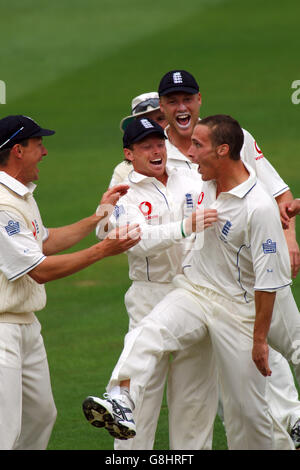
[{"left": 103, "top": 393, "right": 134, "bottom": 423}]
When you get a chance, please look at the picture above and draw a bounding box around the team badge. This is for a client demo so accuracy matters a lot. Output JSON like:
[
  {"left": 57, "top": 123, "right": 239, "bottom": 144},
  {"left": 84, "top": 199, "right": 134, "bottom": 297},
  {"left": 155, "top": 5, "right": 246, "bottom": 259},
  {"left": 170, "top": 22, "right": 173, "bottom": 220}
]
[
  {"left": 113, "top": 204, "right": 125, "bottom": 220},
  {"left": 185, "top": 193, "right": 193, "bottom": 209},
  {"left": 140, "top": 119, "right": 153, "bottom": 129},
  {"left": 263, "top": 239, "right": 276, "bottom": 254},
  {"left": 5, "top": 220, "right": 20, "bottom": 236},
  {"left": 221, "top": 220, "right": 232, "bottom": 237},
  {"left": 173, "top": 72, "right": 183, "bottom": 84}
]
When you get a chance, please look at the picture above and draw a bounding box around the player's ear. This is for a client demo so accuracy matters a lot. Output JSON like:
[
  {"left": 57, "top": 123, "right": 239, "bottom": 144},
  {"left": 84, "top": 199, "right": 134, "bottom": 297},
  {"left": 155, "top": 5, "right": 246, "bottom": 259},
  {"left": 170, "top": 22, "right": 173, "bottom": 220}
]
[
  {"left": 123, "top": 147, "right": 134, "bottom": 162},
  {"left": 216, "top": 144, "right": 229, "bottom": 158}
]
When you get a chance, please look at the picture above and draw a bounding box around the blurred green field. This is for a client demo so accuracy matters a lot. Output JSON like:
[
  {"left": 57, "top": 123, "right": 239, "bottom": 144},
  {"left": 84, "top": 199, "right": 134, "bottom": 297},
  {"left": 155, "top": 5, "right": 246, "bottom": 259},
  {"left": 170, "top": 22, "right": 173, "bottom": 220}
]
[{"left": 1, "top": 0, "right": 299, "bottom": 451}]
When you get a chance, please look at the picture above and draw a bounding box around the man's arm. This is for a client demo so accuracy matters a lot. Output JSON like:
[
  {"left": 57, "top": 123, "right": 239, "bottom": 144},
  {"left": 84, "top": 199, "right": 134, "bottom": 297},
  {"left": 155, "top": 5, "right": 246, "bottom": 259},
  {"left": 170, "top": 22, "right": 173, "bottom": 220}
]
[
  {"left": 276, "top": 191, "right": 300, "bottom": 279},
  {"left": 279, "top": 198, "right": 300, "bottom": 226},
  {"left": 252, "top": 291, "right": 276, "bottom": 377},
  {"left": 29, "top": 224, "right": 140, "bottom": 284},
  {"left": 43, "top": 184, "right": 129, "bottom": 255},
  {"left": 241, "top": 130, "right": 300, "bottom": 278}
]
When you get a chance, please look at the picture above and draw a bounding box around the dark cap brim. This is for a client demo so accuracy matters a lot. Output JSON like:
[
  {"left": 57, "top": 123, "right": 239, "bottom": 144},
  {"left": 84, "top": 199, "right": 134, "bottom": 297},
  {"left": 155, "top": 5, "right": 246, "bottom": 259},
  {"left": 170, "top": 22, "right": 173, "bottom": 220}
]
[
  {"left": 159, "top": 86, "right": 199, "bottom": 97},
  {"left": 30, "top": 128, "right": 55, "bottom": 137},
  {"left": 123, "top": 129, "right": 166, "bottom": 148}
]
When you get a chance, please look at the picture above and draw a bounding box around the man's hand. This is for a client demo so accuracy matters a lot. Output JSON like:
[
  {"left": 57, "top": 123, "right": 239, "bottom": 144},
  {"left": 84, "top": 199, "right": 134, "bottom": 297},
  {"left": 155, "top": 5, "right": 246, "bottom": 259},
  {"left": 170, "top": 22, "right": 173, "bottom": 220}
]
[
  {"left": 252, "top": 340, "right": 272, "bottom": 377},
  {"left": 101, "top": 224, "right": 141, "bottom": 257},
  {"left": 184, "top": 208, "right": 218, "bottom": 235},
  {"left": 279, "top": 200, "right": 300, "bottom": 228},
  {"left": 99, "top": 184, "right": 129, "bottom": 207},
  {"left": 95, "top": 184, "right": 130, "bottom": 227}
]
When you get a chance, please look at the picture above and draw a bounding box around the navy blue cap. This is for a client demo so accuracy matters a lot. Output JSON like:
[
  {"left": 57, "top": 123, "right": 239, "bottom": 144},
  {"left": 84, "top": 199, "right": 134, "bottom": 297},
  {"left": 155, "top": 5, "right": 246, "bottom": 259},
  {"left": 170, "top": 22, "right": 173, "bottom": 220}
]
[
  {"left": 0, "top": 115, "right": 55, "bottom": 150},
  {"left": 158, "top": 70, "right": 199, "bottom": 97},
  {"left": 123, "top": 117, "right": 166, "bottom": 148}
]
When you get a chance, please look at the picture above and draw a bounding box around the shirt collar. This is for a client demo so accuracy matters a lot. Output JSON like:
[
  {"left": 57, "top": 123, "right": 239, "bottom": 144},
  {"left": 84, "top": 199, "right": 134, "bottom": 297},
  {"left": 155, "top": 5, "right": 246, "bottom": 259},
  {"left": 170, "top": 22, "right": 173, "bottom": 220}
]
[
  {"left": 128, "top": 165, "right": 177, "bottom": 185},
  {"left": 205, "top": 162, "right": 257, "bottom": 199},
  {"left": 0, "top": 171, "right": 36, "bottom": 197}
]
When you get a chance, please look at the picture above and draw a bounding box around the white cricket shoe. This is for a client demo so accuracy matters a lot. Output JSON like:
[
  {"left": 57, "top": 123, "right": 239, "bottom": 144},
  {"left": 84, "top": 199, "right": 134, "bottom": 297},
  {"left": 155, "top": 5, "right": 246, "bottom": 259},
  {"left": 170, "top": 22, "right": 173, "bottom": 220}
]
[
  {"left": 290, "top": 418, "right": 300, "bottom": 449},
  {"left": 82, "top": 394, "right": 136, "bottom": 440}
]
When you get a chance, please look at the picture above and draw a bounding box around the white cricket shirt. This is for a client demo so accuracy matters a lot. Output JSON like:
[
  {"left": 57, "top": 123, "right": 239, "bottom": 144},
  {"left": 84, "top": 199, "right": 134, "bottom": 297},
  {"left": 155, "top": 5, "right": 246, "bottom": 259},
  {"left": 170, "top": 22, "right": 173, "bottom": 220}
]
[
  {"left": 182, "top": 164, "right": 291, "bottom": 303},
  {"left": 0, "top": 172, "right": 47, "bottom": 281},
  {"left": 97, "top": 166, "right": 203, "bottom": 283}
]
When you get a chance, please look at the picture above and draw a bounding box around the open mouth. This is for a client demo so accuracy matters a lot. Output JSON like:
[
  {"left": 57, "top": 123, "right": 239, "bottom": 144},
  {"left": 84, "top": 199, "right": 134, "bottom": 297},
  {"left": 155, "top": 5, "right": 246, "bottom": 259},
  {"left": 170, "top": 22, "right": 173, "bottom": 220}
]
[
  {"left": 150, "top": 158, "right": 163, "bottom": 166},
  {"left": 176, "top": 113, "right": 191, "bottom": 129}
]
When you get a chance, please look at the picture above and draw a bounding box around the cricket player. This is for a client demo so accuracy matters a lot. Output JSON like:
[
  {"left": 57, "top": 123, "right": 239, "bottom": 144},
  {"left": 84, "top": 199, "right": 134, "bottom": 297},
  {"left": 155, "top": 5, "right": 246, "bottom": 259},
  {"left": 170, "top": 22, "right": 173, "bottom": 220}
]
[
  {"left": 0, "top": 114, "right": 140, "bottom": 450},
  {"left": 93, "top": 117, "right": 218, "bottom": 449},
  {"left": 157, "top": 70, "right": 300, "bottom": 442},
  {"left": 83, "top": 115, "right": 298, "bottom": 450},
  {"left": 109, "top": 92, "right": 168, "bottom": 188}
]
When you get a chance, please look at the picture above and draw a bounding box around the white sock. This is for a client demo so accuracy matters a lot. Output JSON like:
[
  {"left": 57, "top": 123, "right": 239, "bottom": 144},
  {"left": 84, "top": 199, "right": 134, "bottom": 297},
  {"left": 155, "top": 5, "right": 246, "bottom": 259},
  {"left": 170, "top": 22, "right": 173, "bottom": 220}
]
[{"left": 109, "top": 385, "right": 121, "bottom": 398}]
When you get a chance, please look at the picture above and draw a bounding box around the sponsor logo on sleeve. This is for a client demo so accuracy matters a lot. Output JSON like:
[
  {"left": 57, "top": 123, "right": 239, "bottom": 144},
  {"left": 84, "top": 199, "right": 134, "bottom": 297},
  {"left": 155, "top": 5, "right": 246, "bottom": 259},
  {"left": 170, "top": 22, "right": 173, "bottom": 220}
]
[
  {"left": 5, "top": 220, "right": 20, "bottom": 236},
  {"left": 263, "top": 239, "right": 276, "bottom": 254},
  {"left": 31, "top": 219, "right": 40, "bottom": 239},
  {"left": 254, "top": 141, "right": 264, "bottom": 161}
]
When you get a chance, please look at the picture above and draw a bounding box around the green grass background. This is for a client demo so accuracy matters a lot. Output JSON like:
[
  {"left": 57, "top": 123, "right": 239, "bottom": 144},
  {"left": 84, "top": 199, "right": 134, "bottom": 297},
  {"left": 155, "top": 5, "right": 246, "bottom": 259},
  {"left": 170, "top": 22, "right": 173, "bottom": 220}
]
[{"left": 1, "top": 0, "right": 299, "bottom": 450}]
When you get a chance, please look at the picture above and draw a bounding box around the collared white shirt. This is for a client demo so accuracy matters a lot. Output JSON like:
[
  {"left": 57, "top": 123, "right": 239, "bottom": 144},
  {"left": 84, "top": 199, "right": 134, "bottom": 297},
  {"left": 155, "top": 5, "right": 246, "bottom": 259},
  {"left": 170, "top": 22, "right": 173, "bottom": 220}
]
[
  {"left": 97, "top": 166, "right": 203, "bottom": 283},
  {"left": 0, "top": 172, "right": 47, "bottom": 281},
  {"left": 182, "top": 164, "right": 291, "bottom": 303}
]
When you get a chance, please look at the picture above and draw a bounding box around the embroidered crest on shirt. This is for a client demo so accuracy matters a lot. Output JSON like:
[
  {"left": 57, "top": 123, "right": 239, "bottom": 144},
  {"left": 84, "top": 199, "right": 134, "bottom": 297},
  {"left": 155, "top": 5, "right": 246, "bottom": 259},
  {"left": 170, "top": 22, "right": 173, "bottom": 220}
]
[
  {"left": 222, "top": 220, "right": 232, "bottom": 236},
  {"left": 219, "top": 220, "right": 232, "bottom": 243},
  {"left": 5, "top": 220, "right": 20, "bottom": 236},
  {"left": 113, "top": 204, "right": 125, "bottom": 220},
  {"left": 185, "top": 193, "right": 193, "bottom": 210},
  {"left": 263, "top": 239, "right": 276, "bottom": 254}
]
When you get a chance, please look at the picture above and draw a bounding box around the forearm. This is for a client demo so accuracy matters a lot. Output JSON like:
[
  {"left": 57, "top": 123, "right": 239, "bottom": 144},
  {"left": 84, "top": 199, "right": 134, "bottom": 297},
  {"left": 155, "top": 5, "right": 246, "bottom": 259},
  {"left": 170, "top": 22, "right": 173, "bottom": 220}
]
[
  {"left": 43, "top": 213, "right": 102, "bottom": 255},
  {"left": 30, "top": 223, "right": 141, "bottom": 283},
  {"left": 252, "top": 290, "right": 276, "bottom": 376},
  {"left": 276, "top": 190, "right": 296, "bottom": 237},
  {"left": 28, "top": 243, "right": 107, "bottom": 283},
  {"left": 254, "top": 291, "right": 276, "bottom": 342}
]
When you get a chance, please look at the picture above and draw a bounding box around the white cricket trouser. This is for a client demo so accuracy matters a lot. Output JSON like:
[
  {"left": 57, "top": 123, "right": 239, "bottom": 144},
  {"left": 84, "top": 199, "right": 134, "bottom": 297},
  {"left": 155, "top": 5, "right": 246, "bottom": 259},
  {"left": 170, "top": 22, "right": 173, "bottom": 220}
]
[
  {"left": 0, "top": 319, "right": 57, "bottom": 450},
  {"left": 108, "top": 275, "right": 294, "bottom": 450},
  {"left": 114, "top": 281, "right": 218, "bottom": 450}
]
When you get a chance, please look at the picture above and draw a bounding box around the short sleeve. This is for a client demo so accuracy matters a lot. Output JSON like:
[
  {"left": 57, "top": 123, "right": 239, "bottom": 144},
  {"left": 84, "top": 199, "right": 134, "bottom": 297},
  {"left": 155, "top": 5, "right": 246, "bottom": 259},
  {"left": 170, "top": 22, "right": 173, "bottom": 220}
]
[
  {"left": 241, "top": 129, "right": 289, "bottom": 198},
  {"left": 0, "top": 210, "right": 46, "bottom": 281},
  {"left": 249, "top": 201, "right": 291, "bottom": 291}
]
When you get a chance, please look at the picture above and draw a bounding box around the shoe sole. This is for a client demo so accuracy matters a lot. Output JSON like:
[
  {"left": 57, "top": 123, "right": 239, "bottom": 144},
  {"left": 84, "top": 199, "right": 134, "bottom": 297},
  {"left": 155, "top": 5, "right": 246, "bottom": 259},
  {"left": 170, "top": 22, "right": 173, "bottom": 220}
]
[{"left": 82, "top": 396, "right": 136, "bottom": 440}]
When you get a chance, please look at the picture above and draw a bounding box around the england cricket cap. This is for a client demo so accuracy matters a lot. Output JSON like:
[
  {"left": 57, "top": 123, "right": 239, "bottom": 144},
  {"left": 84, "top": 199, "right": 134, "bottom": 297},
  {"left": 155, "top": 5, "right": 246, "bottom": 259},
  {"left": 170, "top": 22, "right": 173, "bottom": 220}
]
[
  {"left": 0, "top": 115, "right": 55, "bottom": 150},
  {"left": 120, "top": 92, "right": 160, "bottom": 132},
  {"left": 158, "top": 70, "right": 199, "bottom": 97},
  {"left": 123, "top": 117, "right": 166, "bottom": 148}
]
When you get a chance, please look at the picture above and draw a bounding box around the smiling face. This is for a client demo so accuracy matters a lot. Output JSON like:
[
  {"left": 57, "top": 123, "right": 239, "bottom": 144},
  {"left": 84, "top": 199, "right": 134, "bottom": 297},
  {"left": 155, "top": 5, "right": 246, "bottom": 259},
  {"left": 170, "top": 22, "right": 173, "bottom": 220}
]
[
  {"left": 160, "top": 92, "right": 201, "bottom": 138},
  {"left": 16, "top": 137, "right": 48, "bottom": 184},
  {"left": 123, "top": 134, "right": 167, "bottom": 181}
]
